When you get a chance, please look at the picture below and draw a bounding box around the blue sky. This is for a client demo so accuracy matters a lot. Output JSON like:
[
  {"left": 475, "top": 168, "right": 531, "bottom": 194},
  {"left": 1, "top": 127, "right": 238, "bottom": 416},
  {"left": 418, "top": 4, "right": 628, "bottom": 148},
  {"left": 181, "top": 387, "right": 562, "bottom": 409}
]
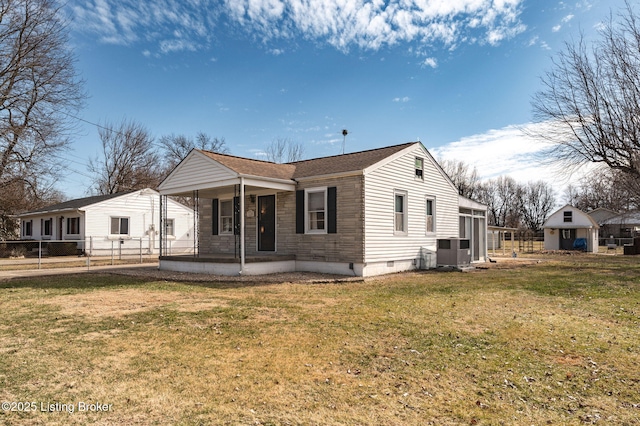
[{"left": 61, "top": 0, "right": 628, "bottom": 199}]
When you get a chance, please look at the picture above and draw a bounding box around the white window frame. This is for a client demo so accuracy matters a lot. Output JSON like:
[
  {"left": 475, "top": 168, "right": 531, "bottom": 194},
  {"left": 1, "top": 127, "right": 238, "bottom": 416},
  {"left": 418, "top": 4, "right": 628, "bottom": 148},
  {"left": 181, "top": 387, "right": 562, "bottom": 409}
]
[
  {"left": 305, "top": 187, "right": 327, "bottom": 234},
  {"left": 415, "top": 157, "right": 424, "bottom": 180},
  {"left": 42, "top": 218, "right": 53, "bottom": 237},
  {"left": 110, "top": 217, "right": 130, "bottom": 235},
  {"left": 66, "top": 217, "right": 80, "bottom": 235},
  {"left": 165, "top": 218, "right": 175, "bottom": 236},
  {"left": 219, "top": 199, "right": 234, "bottom": 235},
  {"left": 394, "top": 190, "right": 408, "bottom": 235},
  {"left": 23, "top": 220, "right": 32, "bottom": 237},
  {"left": 425, "top": 196, "right": 436, "bottom": 234}
]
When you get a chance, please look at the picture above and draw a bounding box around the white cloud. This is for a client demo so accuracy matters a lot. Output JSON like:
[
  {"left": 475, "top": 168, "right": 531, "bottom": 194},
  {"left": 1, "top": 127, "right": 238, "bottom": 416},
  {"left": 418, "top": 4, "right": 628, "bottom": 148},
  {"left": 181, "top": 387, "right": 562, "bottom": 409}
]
[
  {"left": 69, "top": 0, "right": 526, "bottom": 55},
  {"left": 432, "top": 122, "right": 590, "bottom": 197},
  {"left": 422, "top": 57, "right": 438, "bottom": 68},
  {"left": 393, "top": 96, "right": 410, "bottom": 102}
]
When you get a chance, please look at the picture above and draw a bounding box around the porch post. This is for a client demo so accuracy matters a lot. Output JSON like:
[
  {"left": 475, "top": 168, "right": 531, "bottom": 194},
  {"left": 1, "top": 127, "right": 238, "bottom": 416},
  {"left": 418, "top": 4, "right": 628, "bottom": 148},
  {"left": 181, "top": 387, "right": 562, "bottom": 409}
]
[{"left": 240, "top": 177, "right": 246, "bottom": 273}]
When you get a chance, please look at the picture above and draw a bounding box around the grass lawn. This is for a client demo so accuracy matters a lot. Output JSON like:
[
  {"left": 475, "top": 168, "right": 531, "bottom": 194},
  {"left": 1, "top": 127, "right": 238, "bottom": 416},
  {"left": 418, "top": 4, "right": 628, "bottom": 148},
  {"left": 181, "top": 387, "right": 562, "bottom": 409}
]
[{"left": 0, "top": 255, "right": 638, "bottom": 425}]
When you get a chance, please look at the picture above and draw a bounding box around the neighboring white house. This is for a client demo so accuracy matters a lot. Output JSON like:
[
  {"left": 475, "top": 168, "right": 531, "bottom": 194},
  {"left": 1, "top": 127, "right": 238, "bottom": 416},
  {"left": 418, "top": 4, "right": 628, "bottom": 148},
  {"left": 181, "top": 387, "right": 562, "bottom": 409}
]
[
  {"left": 17, "top": 188, "right": 195, "bottom": 255},
  {"left": 542, "top": 205, "right": 599, "bottom": 253},
  {"left": 157, "top": 142, "right": 488, "bottom": 277}
]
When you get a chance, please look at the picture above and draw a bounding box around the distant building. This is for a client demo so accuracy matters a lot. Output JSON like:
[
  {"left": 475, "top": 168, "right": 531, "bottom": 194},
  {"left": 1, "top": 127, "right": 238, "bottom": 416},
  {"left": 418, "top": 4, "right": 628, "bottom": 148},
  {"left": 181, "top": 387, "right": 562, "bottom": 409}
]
[
  {"left": 543, "top": 205, "right": 599, "bottom": 252},
  {"left": 17, "top": 188, "right": 195, "bottom": 255}
]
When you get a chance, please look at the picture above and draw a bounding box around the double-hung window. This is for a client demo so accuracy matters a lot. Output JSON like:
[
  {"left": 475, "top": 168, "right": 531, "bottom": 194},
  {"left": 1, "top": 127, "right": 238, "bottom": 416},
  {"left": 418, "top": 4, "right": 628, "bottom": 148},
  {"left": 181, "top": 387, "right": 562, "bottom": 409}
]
[
  {"left": 220, "top": 200, "right": 234, "bottom": 234},
  {"left": 23, "top": 220, "right": 32, "bottom": 237},
  {"left": 42, "top": 218, "right": 52, "bottom": 237},
  {"left": 563, "top": 211, "right": 572, "bottom": 223},
  {"left": 415, "top": 157, "right": 424, "bottom": 179},
  {"left": 306, "top": 188, "right": 326, "bottom": 233},
  {"left": 67, "top": 217, "right": 80, "bottom": 235},
  {"left": 110, "top": 217, "right": 129, "bottom": 235},
  {"left": 394, "top": 191, "right": 407, "bottom": 234},
  {"left": 425, "top": 197, "right": 435, "bottom": 233}
]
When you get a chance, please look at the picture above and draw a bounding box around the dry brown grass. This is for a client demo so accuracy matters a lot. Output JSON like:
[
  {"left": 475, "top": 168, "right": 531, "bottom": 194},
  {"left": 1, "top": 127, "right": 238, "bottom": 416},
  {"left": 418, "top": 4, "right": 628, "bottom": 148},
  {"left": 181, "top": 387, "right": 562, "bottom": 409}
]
[{"left": 0, "top": 254, "right": 639, "bottom": 425}]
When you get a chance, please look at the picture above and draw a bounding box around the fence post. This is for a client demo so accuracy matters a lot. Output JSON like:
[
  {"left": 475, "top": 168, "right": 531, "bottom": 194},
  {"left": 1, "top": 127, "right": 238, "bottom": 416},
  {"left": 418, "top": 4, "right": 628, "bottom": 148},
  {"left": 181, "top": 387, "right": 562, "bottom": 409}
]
[
  {"left": 111, "top": 240, "right": 114, "bottom": 265},
  {"left": 38, "top": 240, "right": 42, "bottom": 269},
  {"left": 139, "top": 238, "right": 142, "bottom": 264}
]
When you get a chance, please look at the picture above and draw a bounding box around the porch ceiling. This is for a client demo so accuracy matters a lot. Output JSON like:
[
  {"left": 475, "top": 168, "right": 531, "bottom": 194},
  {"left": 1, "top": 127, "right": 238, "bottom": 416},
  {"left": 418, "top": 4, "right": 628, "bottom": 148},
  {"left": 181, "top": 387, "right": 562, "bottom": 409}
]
[{"left": 159, "top": 176, "right": 296, "bottom": 197}]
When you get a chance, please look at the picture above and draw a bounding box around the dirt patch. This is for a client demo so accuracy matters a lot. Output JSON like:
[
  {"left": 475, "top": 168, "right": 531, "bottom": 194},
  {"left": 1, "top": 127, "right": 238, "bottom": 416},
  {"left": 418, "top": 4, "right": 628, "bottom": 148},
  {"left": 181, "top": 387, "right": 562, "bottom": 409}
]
[{"left": 43, "top": 289, "right": 231, "bottom": 319}]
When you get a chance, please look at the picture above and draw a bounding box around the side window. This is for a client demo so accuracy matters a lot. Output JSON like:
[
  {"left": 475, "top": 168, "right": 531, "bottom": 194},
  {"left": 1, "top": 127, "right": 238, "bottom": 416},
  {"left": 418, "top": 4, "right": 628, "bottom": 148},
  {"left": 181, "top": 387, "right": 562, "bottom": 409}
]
[
  {"left": 23, "top": 220, "right": 33, "bottom": 237},
  {"left": 165, "top": 219, "right": 175, "bottom": 236},
  {"left": 42, "top": 218, "right": 52, "bottom": 236},
  {"left": 394, "top": 191, "right": 407, "bottom": 234},
  {"left": 415, "top": 157, "right": 424, "bottom": 179},
  {"left": 110, "top": 217, "right": 129, "bottom": 235},
  {"left": 306, "top": 188, "right": 327, "bottom": 233},
  {"left": 425, "top": 197, "right": 435, "bottom": 233},
  {"left": 67, "top": 217, "right": 80, "bottom": 235}
]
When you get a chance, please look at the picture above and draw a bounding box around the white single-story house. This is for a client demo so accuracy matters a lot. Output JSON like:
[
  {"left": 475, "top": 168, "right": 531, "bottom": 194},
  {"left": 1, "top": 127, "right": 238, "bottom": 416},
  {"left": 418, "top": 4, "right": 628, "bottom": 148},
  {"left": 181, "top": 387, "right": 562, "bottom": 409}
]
[
  {"left": 157, "top": 142, "right": 488, "bottom": 277},
  {"left": 17, "top": 188, "right": 195, "bottom": 255},
  {"left": 542, "top": 205, "right": 599, "bottom": 252}
]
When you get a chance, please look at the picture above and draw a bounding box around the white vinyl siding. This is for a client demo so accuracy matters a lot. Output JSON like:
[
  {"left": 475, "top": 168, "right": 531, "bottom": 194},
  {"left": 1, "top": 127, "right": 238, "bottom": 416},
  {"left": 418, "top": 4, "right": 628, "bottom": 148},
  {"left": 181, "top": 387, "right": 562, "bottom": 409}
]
[
  {"left": 363, "top": 144, "right": 459, "bottom": 263},
  {"left": 159, "top": 151, "right": 237, "bottom": 194}
]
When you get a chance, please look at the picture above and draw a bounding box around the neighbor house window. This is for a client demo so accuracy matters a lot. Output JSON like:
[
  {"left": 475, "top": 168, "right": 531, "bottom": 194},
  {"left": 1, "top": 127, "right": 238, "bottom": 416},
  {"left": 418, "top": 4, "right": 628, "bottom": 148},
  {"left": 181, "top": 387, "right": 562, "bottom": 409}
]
[
  {"left": 394, "top": 191, "right": 407, "bottom": 234},
  {"left": 42, "top": 218, "right": 52, "bottom": 236},
  {"left": 425, "top": 197, "right": 435, "bottom": 233},
  {"left": 415, "top": 157, "right": 424, "bottom": 179},
  {"left": 165, "top": 219, "right": 175, "bottom": 236},
  {"left": 67, "top": 217, "right": 80, "bottom": 235},
  {"left": 220, "top": 200, "right": 234, "bottom": 234},
  {"left": 564, "top": 211, "right": 572, "bottom": 222},
  {"left": 306, "top": 188, "right": 326, "bottom": 233},
  {"left": 23, "top": 220, "right": 32, "bottom": 237},
  {"left": 110, "top": 217, "right": 129, "bottom": 235}
]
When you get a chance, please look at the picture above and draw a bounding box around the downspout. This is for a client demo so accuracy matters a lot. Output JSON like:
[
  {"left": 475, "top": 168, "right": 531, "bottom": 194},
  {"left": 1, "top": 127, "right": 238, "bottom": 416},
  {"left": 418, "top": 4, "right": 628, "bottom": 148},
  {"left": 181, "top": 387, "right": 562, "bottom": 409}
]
[{"left": 240, "top": 177, "right": 246, "bottom": 274}]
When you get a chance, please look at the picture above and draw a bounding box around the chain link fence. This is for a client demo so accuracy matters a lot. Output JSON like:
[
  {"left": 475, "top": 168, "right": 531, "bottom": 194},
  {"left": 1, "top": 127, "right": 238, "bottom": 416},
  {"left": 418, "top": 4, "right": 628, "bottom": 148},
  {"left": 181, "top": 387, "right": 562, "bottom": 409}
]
[{"left": 0, "top": 237, "right": 194, "bottom": 270}]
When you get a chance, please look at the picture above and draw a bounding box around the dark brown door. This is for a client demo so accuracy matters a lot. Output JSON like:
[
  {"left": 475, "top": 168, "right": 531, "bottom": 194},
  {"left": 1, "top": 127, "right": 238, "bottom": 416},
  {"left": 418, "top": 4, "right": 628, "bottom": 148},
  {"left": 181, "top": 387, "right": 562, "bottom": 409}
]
[{"left": 258, "top": 195, "right": 276, "bottom": 251}]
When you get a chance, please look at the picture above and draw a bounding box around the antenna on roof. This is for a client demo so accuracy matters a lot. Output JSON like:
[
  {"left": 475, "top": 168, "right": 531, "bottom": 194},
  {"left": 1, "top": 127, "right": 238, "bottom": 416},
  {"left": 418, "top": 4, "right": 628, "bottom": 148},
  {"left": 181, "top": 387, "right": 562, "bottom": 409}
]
[{"left": 341, "top": 129, "right": 348, "bottom": 154}]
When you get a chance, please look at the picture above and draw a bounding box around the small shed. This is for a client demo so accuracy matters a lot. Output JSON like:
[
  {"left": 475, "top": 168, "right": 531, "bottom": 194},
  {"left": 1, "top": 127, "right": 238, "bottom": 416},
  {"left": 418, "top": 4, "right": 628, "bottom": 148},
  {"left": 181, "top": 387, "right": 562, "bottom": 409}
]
[{"left": 542, "top": 205, "right": 599, "bottom": 253}]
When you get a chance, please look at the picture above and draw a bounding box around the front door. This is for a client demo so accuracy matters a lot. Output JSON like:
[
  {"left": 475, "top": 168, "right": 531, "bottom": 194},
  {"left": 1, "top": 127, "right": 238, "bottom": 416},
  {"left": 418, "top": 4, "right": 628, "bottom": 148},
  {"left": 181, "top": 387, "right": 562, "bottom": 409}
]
[
  {"left": 560, "top": 229, "right": 576, "bottom": 250},
  {"left": 258, "top": 195, "right": 276, "bottom": 252}
]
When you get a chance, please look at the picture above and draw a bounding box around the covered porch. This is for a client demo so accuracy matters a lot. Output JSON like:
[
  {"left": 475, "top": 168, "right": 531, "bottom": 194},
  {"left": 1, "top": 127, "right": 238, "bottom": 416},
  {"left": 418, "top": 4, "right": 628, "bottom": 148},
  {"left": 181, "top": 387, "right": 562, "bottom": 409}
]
[{"left": 158, "top": 149, "right": 297, "bottom": 275}]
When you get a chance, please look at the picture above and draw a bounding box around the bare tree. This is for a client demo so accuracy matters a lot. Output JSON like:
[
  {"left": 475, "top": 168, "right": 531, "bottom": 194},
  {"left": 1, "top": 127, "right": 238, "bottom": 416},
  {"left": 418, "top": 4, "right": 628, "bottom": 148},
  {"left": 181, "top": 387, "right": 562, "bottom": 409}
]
[
  {"left": 439, "top": 159, "right": 481, "bottom": 199},
  {"left": 264, "top": 138, "right": 305, "bottom": 163},
  {"left": 563, "top": 167, "right": 639, "bottom": 212},
  {"left": 476, "top": 176, "right": 523, "bottom": 228},
  {"left": 530, "top": 1, "right": 640, "bottom": 181},
  {"left": 520, "top": 181, "right": 556, "bottom": 232},
  {"left": 0, "top": 0, "right": 85, "bottom": 218},
  {"left": 88, "top": 119, "right": 161, "bottom": 194},
  {"left": 159, "top": 132, "right": 228, "bottom": 174}
]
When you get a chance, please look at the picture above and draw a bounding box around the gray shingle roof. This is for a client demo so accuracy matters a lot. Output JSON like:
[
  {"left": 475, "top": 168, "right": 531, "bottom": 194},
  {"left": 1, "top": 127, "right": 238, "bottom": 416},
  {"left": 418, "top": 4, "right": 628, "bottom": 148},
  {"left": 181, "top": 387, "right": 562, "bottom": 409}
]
[{"left": 198, "top": 142, "right": 417, "bottom": 181}]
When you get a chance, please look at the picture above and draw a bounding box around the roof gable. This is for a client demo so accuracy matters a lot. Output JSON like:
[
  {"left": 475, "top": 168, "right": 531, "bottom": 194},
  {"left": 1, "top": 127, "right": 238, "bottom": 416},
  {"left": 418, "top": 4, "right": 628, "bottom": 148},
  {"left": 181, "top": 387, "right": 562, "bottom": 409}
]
[{"left": 543, "top": 205, "right": 599, "bottom": 229}]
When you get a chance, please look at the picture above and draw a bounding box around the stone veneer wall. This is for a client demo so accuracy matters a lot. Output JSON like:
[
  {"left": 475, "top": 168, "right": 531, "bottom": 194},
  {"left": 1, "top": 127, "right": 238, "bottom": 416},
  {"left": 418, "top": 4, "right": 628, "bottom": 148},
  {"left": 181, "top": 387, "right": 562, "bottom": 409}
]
[{"left": 197, "top": 174, "right": 364, "bottom": 263}]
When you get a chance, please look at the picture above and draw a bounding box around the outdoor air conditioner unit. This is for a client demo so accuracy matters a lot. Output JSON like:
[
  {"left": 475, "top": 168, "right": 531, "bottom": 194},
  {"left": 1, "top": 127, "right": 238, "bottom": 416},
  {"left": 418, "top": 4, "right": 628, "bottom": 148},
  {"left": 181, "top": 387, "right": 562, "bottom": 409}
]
[
  {"left": 420, "top": 247, "right": 436, "bottom": 269},
  {"left": 436, "top": 238, "right": 471, "bottom": 267}
]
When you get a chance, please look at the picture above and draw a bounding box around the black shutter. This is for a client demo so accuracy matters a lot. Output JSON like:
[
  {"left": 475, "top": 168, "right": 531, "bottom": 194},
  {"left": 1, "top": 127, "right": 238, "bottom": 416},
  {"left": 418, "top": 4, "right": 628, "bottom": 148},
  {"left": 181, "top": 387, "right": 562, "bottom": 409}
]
[
  {"left": 212, "top": 198, "right": 219, "bottom": 235},
  {"left": 296, "top": 190, "right": 305, "bottom": 234},
  {"left": 328, "top": 186, "right": 337, "bottom": 234},
  {"left": 233, "top": 196, "right": 240, "bottom": 235}
]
